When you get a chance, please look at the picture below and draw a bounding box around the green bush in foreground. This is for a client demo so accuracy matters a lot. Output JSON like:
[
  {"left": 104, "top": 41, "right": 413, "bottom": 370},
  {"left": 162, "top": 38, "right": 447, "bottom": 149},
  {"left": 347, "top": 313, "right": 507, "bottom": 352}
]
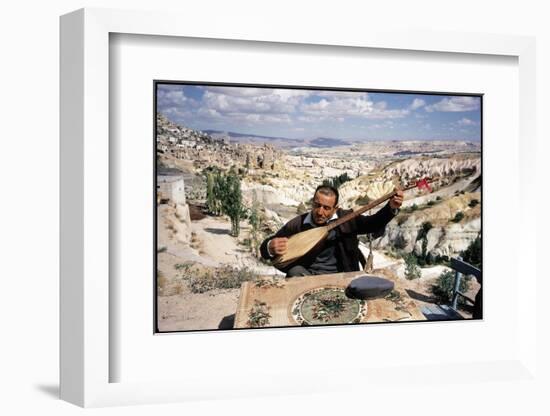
[
  {"left": 432, "top": 270, "right": 471, "bottom": 305},
  {"left": 461, "top": 234, "right": 481, "bottom": 269},
  {"left": 404, "top": 253, "right": 421, "bottom": 280}
]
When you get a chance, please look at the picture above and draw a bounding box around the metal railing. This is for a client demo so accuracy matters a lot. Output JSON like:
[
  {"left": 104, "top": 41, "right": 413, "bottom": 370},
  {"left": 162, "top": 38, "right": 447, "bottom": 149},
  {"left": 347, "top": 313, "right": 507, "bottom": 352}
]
[{"left": 450, "top": 256, "right": 482, "bottom": 311}]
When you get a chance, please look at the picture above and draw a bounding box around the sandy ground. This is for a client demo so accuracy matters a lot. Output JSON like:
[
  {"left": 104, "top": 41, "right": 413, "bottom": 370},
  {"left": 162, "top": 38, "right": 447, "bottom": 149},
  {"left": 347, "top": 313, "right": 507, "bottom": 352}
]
[
  {"left": 157, "top": 204, "right": 480, "bottom": 332},
  {"left": 158, "top": 289, "right": 240, "bottom": 331},
  {"left": 157, "top": 204, "right": 283, "bottom": 332}
]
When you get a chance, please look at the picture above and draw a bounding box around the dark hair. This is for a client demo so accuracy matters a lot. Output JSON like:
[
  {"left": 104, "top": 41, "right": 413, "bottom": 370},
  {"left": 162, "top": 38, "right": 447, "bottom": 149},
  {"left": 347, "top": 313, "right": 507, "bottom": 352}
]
[{"left": 314, "top": 184, "right": 339, "bottom": 206}]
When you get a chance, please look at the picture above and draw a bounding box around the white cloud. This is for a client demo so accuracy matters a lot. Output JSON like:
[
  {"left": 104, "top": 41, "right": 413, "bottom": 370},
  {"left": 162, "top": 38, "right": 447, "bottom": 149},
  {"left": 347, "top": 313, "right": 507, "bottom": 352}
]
[
  {"left": 202, "top": 88, "right": 303, "bottom": 115},
  {"left": 273, "top": 89, "right": 313, "bottom": 101},
  {"left": 300, "top": 95, "right": 408, "bottom": 120},
  {"left": 316, "top": 91, "right": 369, "bottom": 100},
  {"left": 410, "top": 98, "right": 426, "bottom": 110},
  {"left": 425, "top": 96, "right": 480, "bottom": 112},
  {"left": 204, "top": 87, "right": 267, "bottom": 97},
  {"left": 157, "top": 86, "right": 188, "bottom": 108},
  {"left": 457, "top": 117, "right": 477, "bottom": 126},
  {"left": 297, "top": 115, "right": 327, "bottom": 123},
  {"left": 163, "top": 107, "right": 192, "bottom": 118},
  {"left": 197, "top": 107, "right": 223, "bottom": 119},
  {"left": 229, "top": 112, "right": 292, "bottom": 124}
]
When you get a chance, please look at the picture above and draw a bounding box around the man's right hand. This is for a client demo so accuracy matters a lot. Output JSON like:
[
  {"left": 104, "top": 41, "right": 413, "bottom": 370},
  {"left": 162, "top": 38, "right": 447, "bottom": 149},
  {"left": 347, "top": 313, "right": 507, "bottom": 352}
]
[{"left": 268, "top": 237, "right": 288, "bottom": 256}]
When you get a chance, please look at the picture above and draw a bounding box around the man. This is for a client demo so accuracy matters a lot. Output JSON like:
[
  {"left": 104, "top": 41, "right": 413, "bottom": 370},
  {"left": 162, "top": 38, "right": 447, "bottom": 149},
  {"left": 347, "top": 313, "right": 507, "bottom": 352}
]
[{"left": 260, "top": 184, "right": 404, "bottom": 277}]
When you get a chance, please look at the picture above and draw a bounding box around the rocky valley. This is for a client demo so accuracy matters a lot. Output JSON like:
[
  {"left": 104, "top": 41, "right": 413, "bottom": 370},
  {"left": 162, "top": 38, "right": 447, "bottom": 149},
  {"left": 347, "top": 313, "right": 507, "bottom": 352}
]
[{"left": 155, "top": 113, "right": 482, "bottom": 330}]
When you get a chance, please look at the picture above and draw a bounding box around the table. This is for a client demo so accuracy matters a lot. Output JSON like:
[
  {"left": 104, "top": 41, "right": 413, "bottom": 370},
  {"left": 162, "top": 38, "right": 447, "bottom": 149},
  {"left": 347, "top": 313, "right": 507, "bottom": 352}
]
[{"left": 234, "top": 270, "right": 426, "bottom": 328}]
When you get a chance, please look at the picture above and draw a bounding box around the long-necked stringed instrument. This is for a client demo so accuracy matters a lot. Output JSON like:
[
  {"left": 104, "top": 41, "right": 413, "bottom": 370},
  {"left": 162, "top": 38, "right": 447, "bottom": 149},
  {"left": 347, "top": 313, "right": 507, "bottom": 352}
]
[{"left": 272, "top": 179, "right": 433, "bottom": 271}]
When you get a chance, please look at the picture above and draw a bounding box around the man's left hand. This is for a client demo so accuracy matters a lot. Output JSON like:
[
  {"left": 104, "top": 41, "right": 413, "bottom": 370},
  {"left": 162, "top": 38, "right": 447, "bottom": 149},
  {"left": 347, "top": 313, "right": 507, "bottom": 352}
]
[{"left": 389, "top": 188, "right": 404, "bottom": 210}]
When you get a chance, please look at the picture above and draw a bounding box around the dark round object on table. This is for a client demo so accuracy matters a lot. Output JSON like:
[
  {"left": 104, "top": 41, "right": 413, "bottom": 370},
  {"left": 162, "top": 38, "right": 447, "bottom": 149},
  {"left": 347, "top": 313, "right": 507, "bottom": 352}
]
[{"left": 345, "top": 275, "right": 394, "bottom": 300}]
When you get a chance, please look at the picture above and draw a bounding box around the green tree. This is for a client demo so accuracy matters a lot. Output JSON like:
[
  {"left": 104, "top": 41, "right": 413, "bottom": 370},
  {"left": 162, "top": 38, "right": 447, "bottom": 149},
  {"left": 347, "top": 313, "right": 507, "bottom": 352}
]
[
  {"left": 404, "top": 253, "right": 421, "bottom": 280},
  {"left": 432, "top": 270, "right": 471, "bottom": 305},
  {"left": 461, "top": 234, "right": 481, "bottom": 269},
  {"left": 417, "top": 221, "right": 433, "bottom": 241},
  {"left": 416, "top": 221, "right": 433, "bottom": 262},
  {"left": 219, "top": 171, "right": 246, "bottom": 237},
  {"left": 205, "top": 167, "right": 223, "bottom": 216},
  {"left": 322, "top": 172, "right": 352, "bottom": 189}
]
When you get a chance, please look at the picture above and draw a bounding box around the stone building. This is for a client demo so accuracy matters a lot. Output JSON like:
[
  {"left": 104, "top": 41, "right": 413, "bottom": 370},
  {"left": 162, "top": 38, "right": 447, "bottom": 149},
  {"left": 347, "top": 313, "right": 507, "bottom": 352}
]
[{"left": 157, "top": 168, "right": 186, "bottom": 205}]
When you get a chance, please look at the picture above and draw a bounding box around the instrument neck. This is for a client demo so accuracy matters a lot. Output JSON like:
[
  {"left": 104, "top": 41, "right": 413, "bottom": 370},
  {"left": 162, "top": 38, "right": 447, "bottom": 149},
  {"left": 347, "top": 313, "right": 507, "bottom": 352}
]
[{"left": 326, "top": 182, "right": 419, "bottom": 231}]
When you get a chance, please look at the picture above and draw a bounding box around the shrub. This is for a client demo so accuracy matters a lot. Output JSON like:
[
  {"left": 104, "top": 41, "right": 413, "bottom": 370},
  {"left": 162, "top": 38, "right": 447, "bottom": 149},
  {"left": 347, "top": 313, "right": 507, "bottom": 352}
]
[
  {"left": 451, "top": 212, "right": 464, "bottom": 223},
  {"left": 432, "top": 270, "right": 471, "bottom": 305},
  {"left": 174, "top": 262, "right": 192, "bottom": 271},
  {"left": 469, "top": 199, "right": 479, "bottom": 208},
  {"left": 417, "top": 222, "right": 433, "bottom": 241},
  {"left": 404, "top": 253, "right": 421, "bottom": 280},
  {"left": 393, "top": 233, "right": 408, "bottom": 250},
  {"left": 461, "top": 234, "right": 481, "bottom": 269}
]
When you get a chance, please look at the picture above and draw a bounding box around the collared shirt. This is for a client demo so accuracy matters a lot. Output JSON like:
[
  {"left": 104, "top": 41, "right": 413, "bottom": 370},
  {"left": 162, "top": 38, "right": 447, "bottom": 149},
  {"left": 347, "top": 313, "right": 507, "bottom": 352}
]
[{"left": 303, "top": 211, "right": 338, "bottom": 228}]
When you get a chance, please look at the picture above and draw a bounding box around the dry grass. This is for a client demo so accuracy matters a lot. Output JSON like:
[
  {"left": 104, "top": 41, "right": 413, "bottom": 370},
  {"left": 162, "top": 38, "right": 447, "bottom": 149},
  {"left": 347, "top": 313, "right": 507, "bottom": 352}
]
[{"left": 179, "top": 264, "right": 258, "bottom": 294}]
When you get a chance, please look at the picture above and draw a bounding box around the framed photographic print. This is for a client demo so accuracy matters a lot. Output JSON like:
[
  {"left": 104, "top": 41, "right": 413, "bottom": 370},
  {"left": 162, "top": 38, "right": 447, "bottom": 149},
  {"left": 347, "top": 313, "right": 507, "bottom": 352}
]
[
  {"left": 153, "top": 81, "right": 483, "bottom": 333},
  {"left": 60, "top": 7, "right": 538, "bottom": 408}
]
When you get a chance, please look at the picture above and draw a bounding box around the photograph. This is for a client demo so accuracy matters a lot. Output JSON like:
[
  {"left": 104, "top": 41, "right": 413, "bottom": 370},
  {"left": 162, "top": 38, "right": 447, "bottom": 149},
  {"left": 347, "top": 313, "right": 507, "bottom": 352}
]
[{"left": 154, "top": 82, "right": 482, "bottom": 332}]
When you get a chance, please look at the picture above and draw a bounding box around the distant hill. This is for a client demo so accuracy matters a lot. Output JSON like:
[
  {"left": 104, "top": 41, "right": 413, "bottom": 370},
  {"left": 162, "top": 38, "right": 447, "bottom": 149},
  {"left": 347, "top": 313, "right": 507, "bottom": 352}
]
[
  {"left": 309, "top": 137, "right": 351, "bottom": 147},
  {"left": 203, "top": 129, "right": 300, "bottom": 143},
  {"left": 204, "top": 130, "right": 353, "bottom": 148}
]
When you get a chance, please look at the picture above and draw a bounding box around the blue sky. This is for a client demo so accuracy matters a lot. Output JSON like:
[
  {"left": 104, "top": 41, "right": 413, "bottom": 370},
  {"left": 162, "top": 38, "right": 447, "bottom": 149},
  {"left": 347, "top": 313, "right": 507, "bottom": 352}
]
[{"left": 157, "top": 84, "right": 481, "bottom": 141}]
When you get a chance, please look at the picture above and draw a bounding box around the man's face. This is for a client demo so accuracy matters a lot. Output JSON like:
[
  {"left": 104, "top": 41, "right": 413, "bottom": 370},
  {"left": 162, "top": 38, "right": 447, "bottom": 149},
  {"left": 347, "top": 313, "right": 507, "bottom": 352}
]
[{"left": 311, "top": 191, "right": 338, "bottom": 225}]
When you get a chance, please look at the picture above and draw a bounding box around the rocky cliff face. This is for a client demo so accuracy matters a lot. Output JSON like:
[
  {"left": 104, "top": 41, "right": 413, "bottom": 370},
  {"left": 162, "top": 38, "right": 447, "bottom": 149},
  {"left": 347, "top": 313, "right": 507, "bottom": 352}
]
[
  {"left": 339, "top": 155, "right": 480, "bottom": 208},
  {"left": 377, "top": 192, "right": 481, "bottom": 258},
  {"left": 380, "top": 155, "right": 480, "bottom": 182},
  {"left": 337, "top": 155, "right": 481, "bottom": 258}
]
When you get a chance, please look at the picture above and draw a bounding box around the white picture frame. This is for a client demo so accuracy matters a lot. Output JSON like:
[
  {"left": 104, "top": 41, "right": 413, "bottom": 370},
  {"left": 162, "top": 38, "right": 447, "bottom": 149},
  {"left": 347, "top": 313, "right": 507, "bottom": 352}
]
[{"left": 60, "top": 8, "right": 538, "bottom": 408}]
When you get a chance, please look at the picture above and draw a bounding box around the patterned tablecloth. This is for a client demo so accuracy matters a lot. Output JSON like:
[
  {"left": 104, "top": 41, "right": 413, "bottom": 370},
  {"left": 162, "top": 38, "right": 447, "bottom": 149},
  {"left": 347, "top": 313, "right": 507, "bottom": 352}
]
[{"left": 234, "top": 270, "right": 426, "bottom": 329}]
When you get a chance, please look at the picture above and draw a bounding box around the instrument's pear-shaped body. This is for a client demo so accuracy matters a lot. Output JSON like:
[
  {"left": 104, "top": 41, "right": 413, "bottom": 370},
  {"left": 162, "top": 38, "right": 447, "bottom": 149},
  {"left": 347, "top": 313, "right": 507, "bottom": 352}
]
[{"left": 271, "top": 226, "right": 329, "bottom": 269}]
